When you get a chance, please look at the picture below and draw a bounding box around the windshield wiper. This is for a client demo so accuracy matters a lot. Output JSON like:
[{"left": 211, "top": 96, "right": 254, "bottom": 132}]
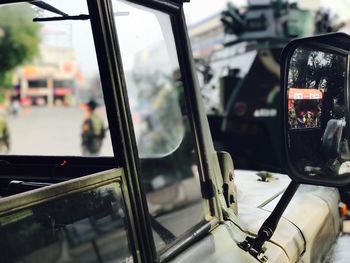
[
  {"left": 33, "top": 14, "right": 89, "bottom": 22},
  {"left": 30, "top": 1, "right": 90, "bottom": 22},
  {"left": 31, "top": 1, "right": 68, "bottom": 17}
]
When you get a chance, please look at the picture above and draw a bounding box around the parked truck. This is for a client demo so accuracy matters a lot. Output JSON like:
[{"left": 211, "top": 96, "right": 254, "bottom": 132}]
[{"left": 199, "top": 0, "right": 343, "bottom": 172}]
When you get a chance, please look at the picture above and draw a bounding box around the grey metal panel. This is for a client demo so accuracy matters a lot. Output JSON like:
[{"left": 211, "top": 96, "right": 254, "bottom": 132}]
[
  {"left": 235, "top": 169, "right": 291, "bottom": 208},
  {"left": 238, "top": 204, "right": 305, "bottom": 262},
  {"left": 234, "top": 170, "right": 340, "bottom": 262},
  {"left": 170, "top": 222, "right": 290, "bottom": 263},
  {"left": 263, "top": 185, "right": 340, "bottom": 263}
]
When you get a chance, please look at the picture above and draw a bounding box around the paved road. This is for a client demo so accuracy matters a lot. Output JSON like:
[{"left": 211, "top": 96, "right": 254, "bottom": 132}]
[{"left": 6, "top": 106, "right": 114, "bottom": 156}]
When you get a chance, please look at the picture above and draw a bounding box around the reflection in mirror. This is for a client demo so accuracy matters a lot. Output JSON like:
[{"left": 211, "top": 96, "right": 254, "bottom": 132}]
[{"left": 287, "top": 45, "right": 350, "bottom": 178}]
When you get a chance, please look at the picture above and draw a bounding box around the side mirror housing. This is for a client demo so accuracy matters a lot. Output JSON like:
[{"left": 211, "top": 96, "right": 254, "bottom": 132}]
[{"left": 281, "top": 32, "right": 350, "bottom": 187}]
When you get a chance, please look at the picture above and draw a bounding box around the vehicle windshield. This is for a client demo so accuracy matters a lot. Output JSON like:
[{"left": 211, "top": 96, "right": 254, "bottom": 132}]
[
  {"left": 114, "top": 0, "right": 185, "bottom": 158},
  {"left": 0, "top": 0, "right": 187, "bottom": 158},
  {"left": 0, "top": 1, "right": 113, "bottom": 157},
  {"left": 0, "top": 0, "right": 205, "bottom": 256}
]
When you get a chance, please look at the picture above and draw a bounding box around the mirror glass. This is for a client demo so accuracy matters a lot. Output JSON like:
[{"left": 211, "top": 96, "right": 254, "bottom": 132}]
[{"left": 287, "top": 45, "right": 350, "bottom": 178}]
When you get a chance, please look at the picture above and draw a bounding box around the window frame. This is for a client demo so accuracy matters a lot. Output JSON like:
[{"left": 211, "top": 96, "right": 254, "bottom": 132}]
[
  {"left": 0, "top": 168, "right": 139, "bottom": 262},
  {"left": 0, "top": 0, "right": 223, "bottom": 261},
  {"left": 0, "top": 0, "right": 117, "bottom": 175},
  {"left": 87, "top": 0, "right": 221, "bottom": 261}
]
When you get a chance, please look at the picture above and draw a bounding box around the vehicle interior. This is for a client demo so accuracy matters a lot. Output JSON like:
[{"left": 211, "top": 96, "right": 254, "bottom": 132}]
[
  {"left": 2, "top": 1, "right": 350, "bottom": 263},
  {"left": 0, "top": 1, "right": 207, "bottom": 261}
]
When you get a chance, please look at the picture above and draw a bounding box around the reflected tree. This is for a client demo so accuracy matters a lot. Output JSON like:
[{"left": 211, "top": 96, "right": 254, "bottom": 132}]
[
  {"left": 288, "top": 48, "right": 345, "bottom": 93},
  {"left": 288, "top": 48, "right": 346, "bottom": 127}
]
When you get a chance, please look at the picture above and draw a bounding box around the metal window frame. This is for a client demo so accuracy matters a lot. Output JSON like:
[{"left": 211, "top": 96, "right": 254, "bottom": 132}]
[
  {"left": 0, "top": 0, "right": 223, "bottom": 261},
  {"left": 0, "top": 168, "right": 140, "bottom": 262},
  {"left": 87, "top": 0, "right": 221, "bottom": 261}
]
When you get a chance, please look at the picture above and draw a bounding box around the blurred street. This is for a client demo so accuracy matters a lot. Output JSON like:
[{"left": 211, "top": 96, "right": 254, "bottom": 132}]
[{"left": 6, "top": 106, "right": 114, "bottom": 156}]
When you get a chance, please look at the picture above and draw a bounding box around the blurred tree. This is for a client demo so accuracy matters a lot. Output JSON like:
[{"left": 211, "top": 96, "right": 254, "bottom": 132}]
[
  {"left": 0, "top": 4, "right": 40, "bottom": 88},
  {"left": 288, "top": 47, "right": 346, "bottom": 132}
]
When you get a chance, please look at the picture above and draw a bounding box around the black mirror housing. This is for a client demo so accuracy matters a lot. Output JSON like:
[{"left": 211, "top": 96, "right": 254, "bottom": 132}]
[{"left": 281, "top": 32, "right": 350, "bottom": 187}]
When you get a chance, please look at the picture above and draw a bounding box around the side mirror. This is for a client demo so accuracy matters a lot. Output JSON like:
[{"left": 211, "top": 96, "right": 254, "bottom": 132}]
[{"left": 281, "top": 33, "right": 350, "bottom": 187}]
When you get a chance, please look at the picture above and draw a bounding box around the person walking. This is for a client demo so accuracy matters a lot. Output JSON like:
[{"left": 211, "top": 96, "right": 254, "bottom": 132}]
[
  {"left": 0, "top": 115, "right": 9, "bottom": 153},
  {"left": 81, "top": 99, "right": 105, "bottom": 156}
]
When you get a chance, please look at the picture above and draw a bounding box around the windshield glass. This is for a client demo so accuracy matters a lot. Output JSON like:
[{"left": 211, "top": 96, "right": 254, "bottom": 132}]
[
  {"left": 112, "top": 0, "right": 204, "bottom": 252},
  {"left": 0, "top": 1, "right": 113, "bottom": 156},
  {"left": 0, "top": 174, "right": 133, "bottom": 262},
  {"left": 114, "top": 0, "right": 185, "bottom": 158}
]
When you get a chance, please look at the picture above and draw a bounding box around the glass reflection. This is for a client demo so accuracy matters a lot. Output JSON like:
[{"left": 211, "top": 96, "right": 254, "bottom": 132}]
[
  {"left": 112, "top": 0, "right": 204, "bottom": 252},
  {"left": 287, "top": 46, "right": 349, "bottom": 177},
  {"left": 0, "top": 2, "right": 113, "bottom": 157},
  {"left": 0, "top": 183, "right": 132, "bottom": 263}
]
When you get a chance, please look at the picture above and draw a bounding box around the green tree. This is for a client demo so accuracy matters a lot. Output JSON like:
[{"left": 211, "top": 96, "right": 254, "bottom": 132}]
[{"left": 0, "top": 4, "right": 40, "bottom": 87}]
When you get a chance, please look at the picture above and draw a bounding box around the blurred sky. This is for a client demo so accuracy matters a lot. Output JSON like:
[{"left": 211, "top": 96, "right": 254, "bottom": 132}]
[
  {"left": 183, "top": 0, "right": 350, "bottom": 25},
  {"left": 184, "top": 0, "right": 246, "bottom": 24},
  {"left": 38, "top": 0, "right": 350, "bottom": 78}
]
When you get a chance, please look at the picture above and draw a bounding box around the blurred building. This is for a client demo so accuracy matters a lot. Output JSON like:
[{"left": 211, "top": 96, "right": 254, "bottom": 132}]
[
  {"left": 297, "top": 0, "right": 321, "bottom": 11},
  {"left": 13, "top": 25, "right": 84, "bottom": 106},
  {"left": 187, "top": 0, "right": 323, "bottom": 60},
  {"left": 188, "top": 13, "right": 226, "bottom": 59}
]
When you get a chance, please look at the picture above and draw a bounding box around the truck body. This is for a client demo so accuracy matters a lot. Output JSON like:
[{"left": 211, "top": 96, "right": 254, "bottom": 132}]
[{"left": 199, "top": 0, "right": 342, "bottom": 172}]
